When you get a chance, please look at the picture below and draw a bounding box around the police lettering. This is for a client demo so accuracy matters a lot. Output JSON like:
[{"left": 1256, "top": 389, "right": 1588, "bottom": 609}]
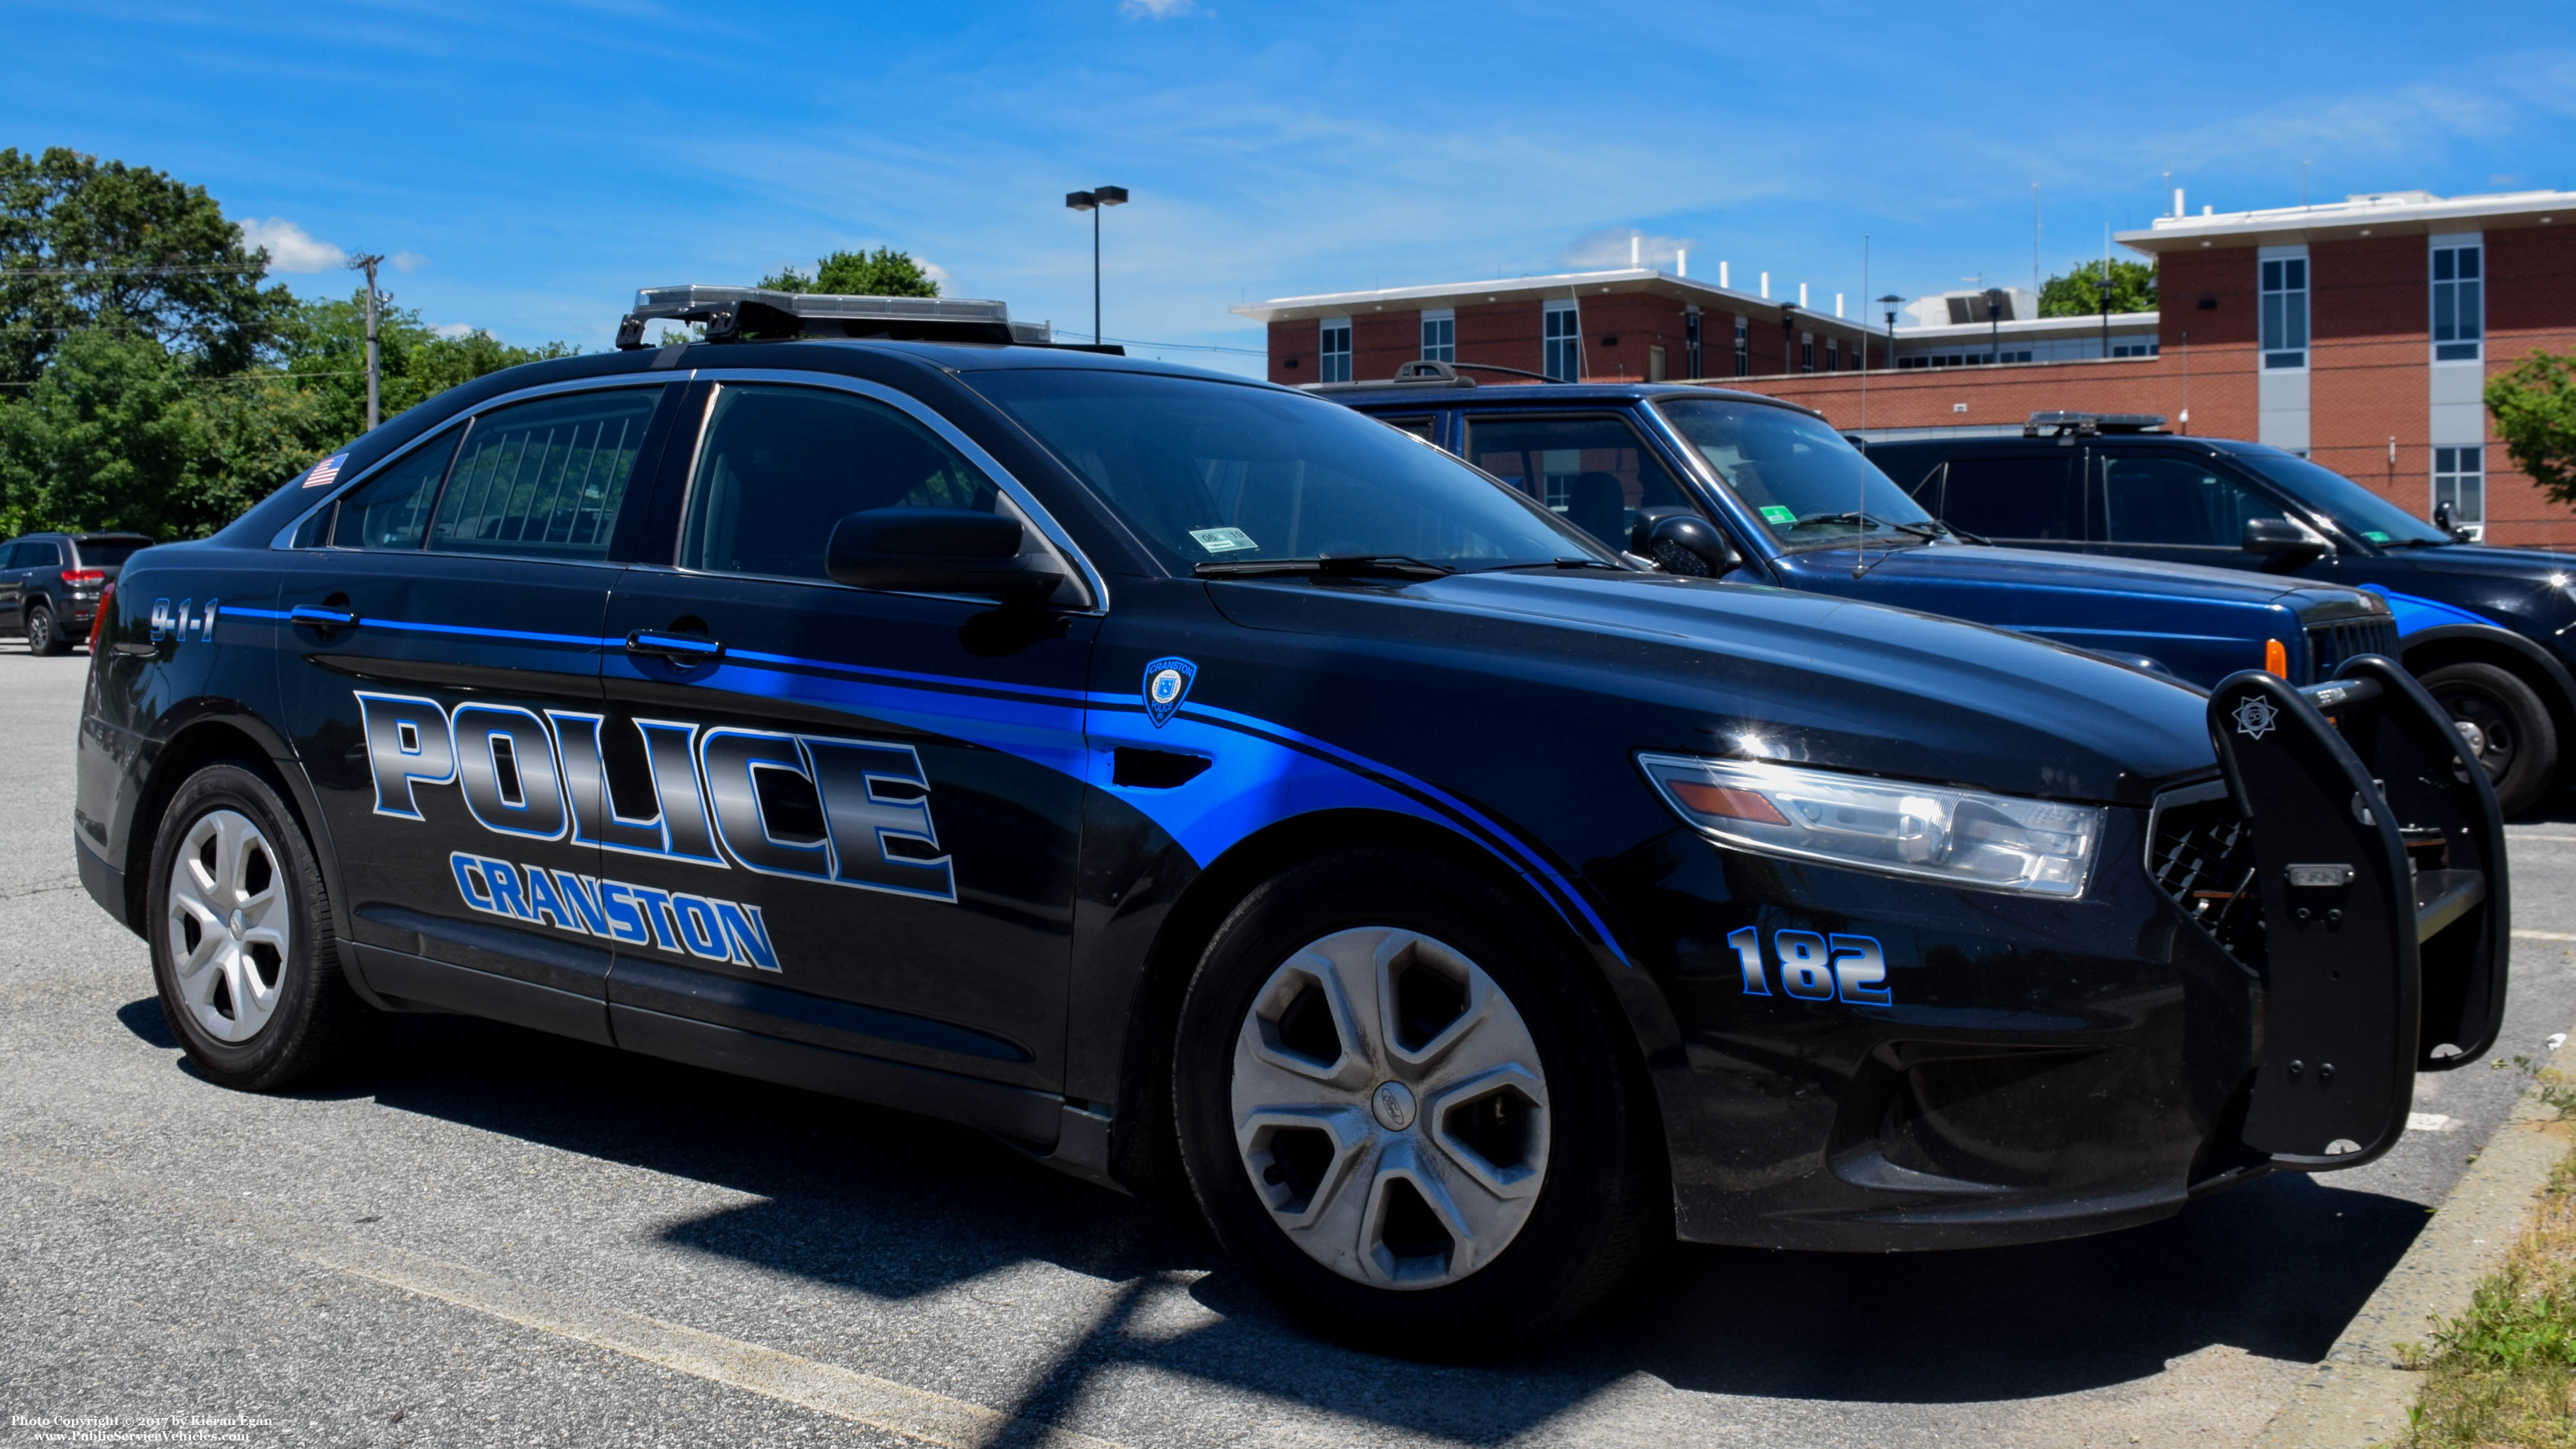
[{"left": 357, "top": 691, "right": 955, "bottom": 904}]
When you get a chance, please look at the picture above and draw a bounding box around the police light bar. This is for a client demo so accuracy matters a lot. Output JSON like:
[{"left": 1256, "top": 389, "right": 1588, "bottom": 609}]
[
  {"left": 2026, "top": 411, "right": 2168, "bottom": 437},
  {"left": 616, "top": 285, "right": 1060, "bottom": 350}
]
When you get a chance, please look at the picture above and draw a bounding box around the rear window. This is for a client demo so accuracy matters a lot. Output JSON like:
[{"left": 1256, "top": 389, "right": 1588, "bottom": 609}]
[{"left": 70, "top": 538, "right": 148, "bottom": 568}]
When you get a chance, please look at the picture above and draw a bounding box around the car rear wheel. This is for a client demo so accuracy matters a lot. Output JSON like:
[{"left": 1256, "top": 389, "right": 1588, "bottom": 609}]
[
  {"left": 149, "top": 763, "right": 373, "bottom": 1090},
  {"left": 2421, "top": 662, "right": 2557, "bottom": 816},
  {"left": 1173, "top": 852, "right": 1664, "bottom": 1358},
  {"left": 25, "top": 600, "right": 63, "bottom": 656}
]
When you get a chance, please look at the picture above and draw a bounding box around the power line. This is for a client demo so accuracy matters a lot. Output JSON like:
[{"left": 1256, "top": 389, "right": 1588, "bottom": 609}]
[
  {"left": 1093, "top": 334, "right": 1266, "bottom": 357},
  {"left": 0, "top": 368, "right": 366, "bottom": 390},
  {"left": 0, "top": 263, "right": 267, "bottom": 278}
]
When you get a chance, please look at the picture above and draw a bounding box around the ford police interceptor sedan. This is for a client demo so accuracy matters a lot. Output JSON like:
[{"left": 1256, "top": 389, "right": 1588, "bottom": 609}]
[{"left": 75, "top": 287, "right": 2512, "bottom": 1357}]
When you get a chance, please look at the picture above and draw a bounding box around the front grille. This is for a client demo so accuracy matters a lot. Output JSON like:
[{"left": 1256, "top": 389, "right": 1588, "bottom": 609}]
[
  {"left": 2305, "top": 616, "right": 2401, "bottom": 681},
  {"left": 2148, "top": 789, "right": 2265, "bottom": 969}
]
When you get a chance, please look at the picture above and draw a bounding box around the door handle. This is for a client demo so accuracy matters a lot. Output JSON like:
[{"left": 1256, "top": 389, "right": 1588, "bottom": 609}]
[
  {"left": 625, "top": 629, "right": 724, "bottom": 666},
  {"left": 289, "top": 605, "right": 358, "bottom": 629}
]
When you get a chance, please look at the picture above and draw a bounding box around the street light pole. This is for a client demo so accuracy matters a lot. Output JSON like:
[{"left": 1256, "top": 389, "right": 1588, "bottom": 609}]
[
  {"left": 1064, "top": 185, "right": 1128, "bottom": 345},
  {"left": 348, "top": 253, "right": 385, "bottom": 430},
  {"left": 1877, "top": 293, "right": 1902, "bottom": 371}
]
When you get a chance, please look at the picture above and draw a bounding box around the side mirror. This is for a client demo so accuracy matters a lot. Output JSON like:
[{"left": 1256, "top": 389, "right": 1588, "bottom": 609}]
[
  {"left": 2241, "top": 516, "right": 2330, "bottom": 572},
  {"left": 825, "top": 508, "right": 1060, "bottom": 603},
  {"left": 1631, "top": 508, "right": 1737, "bottom": 578}
]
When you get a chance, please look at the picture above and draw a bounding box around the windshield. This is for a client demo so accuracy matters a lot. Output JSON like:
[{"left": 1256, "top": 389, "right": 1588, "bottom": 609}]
[
  {"left": 967, "top": 370, "right": 1615, "bottom": 571},
  {"left": 1653, "top": 398, "right": 1937, "bottom": 546},
  {"left": 2232, "top": 448, "right": 2450, "bottom": 548}
]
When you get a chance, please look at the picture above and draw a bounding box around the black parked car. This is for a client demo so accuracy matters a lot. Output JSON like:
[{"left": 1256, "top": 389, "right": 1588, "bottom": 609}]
[
  {"left": 75, "top": 288, "right": 2507, "bottom": 1357},
  {"left": 0, "top": 531, "right": 152, "bottom": 655},
  {"left": 1870, "top": 416, "right": 2576, "bottom": 814}
]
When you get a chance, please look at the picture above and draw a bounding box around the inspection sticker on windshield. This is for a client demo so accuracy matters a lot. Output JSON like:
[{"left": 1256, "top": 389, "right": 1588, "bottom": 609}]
[
  {"left": 2365, "top": 530, "right": 2392, "bottom": 542},
  {"left": 1759, "top": 505, "right": 1797, "bottom": 526},
  {"left": 1190, "top": 527, "right": 1258, "bottom": 554}
]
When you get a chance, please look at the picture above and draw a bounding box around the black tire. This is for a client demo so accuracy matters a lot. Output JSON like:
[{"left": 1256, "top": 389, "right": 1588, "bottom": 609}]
[
  {"left": 1173, "top": 851, "right": 1666, "bottom": 1359},
  {"left": 2420, "top": 662, "right": 2558, "bottom": 817},
  {"left": 24, "top": 599, "right": 64, "bottom": 656},
  {"left": 147, "top": 762, "right": 373, "bottom": 1090}
]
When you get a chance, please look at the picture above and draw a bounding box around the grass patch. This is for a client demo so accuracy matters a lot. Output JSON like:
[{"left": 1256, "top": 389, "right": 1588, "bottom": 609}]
[{"left": 2398, "top": 1086, "right": 2576, "bottom": 1447}]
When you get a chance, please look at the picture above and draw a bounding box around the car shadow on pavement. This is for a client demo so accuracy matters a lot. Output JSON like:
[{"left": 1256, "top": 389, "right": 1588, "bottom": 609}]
[{"left": 342, "top": 1008, "right": 2426, "bottom": 1441}]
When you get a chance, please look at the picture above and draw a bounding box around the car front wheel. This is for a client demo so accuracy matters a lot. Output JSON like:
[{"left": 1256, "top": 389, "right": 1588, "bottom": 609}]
[
  {"left": 148, "top": 763, "right": 373, "bottom": 1089},
  {"left": 2421, "top": 662, "right": 2557, "bottom": 816},
  {"left": 1174, "top": 852, "right": 1664, "bottom": 1358}
]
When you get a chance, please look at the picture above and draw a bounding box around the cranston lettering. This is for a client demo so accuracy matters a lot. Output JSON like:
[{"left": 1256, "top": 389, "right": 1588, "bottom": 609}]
[
  {"left": 450, "top": 852, "right": 781, "bottom": 970},
  {"left": 359, "top": 691, "right": 955, "bottom": 905}
]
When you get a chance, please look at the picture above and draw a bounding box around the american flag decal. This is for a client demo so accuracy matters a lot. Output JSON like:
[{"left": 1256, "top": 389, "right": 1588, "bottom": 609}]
[{"left": 301, "top": 452, "right": 348, "bottom": 489}]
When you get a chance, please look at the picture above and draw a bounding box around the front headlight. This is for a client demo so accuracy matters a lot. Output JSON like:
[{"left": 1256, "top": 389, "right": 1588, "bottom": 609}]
[{"left": 1637, "top": 753, "right": 2104, "bottom": 898}]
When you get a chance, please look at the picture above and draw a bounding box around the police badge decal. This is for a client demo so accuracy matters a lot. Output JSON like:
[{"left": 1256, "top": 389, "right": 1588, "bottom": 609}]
[
  {"left": 1143, "top": 657, "right": 1198, "bottom": 728},
  {"left": 2232, "top": 695, "right": 2279, "bottom": 740}
]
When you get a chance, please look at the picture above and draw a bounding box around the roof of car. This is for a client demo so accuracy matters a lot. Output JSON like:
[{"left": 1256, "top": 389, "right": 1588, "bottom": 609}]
[
  {"left": 1868, "top": 431, "right": 2283, "bottom": 456},
  {"left": 1327, "top": 380, "right": 1821, "bottom": 416}
]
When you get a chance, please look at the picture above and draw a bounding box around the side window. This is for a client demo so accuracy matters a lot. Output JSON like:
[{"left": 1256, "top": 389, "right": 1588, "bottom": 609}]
[
  {"left": 1941, "top": 455, "right": 2082, "bottom": 541},
  {"left": 1377, "top": 415, "right": 1437, "bottom": 442},
  {"left": 681, "top": 385, "right": 1001, "bottom": 582},
  {"left": 327, "top": 430, "right": 461, "bottom": 550},
  {"left": 2101, "top": 455, "right": 2282, "bottom": 548},
  {"left": 0, "top": 541, "right": 24, "bottom": 568},
  {"left": 1464, "top": 414, "right": 1689, "bottom": 552},
  {"left": 25, "top": 539, "right": 63, "bottom": 567},
  {"left": 428, "top": 390, "right": 657, "bottom": 559}
]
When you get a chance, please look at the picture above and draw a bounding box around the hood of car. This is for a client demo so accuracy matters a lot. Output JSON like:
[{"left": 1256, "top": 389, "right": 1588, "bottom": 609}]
[
  {"left": 1205, "top": 569, "right": 2217, "bottom": 806},
  {"left": 1796, "top": 541, "right": 2359, "bottom": 609},
  {"left": 2401, "top": 543, "right": 2576, "bottom": 581}
]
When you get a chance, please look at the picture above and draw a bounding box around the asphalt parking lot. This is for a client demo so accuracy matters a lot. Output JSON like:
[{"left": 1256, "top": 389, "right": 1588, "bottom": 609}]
[{"left": 4, "top": 652, "right": 2573, "bottom": 1448}]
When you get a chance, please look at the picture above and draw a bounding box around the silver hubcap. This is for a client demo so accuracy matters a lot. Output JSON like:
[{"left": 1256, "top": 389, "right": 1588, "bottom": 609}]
[
  {"left": 166, "top": 809, "right": 290, "bottom": 1043},
  {"left": 2456, "top": 718, "right": 2488, "bottom": 757},
  {"left": 1230, "top": 927, "right": 1550, "bottom": 1291}
]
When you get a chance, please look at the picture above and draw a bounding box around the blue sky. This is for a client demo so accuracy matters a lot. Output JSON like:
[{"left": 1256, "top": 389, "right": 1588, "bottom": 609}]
[{"left": 8, "top": 0, "right": 2575, "bottom": 378}]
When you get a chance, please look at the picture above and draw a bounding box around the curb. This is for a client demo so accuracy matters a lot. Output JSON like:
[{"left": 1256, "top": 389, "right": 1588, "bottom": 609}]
[{"left": 2252, "top": 1048, "right": 2573, "bottom": 1448}]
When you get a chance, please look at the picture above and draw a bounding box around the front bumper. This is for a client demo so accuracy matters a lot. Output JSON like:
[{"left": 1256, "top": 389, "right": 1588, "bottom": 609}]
[{"left": 1609, "top": 654, "right": 2510, "bottom": 1251}]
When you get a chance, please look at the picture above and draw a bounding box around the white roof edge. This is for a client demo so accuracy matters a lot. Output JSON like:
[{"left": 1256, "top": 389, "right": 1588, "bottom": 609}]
[
  {"left": 2115, "top": 189, "right": 2576, "bottom": 251},
  {"left": 1893, "top": 311, "right": 2159, "bottom": 341},
  {"left": 1230, "top": 268, "right": 1880, "bottom": 332}
]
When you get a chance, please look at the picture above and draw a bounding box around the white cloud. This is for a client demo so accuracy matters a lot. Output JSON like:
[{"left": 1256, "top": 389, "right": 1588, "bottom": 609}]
[
  {"left": 1118, "top": 0, "right": 1193, "bottom": 18},
  {"left": 238, "top": 217, "right": 347, "bottom": 274},
  {"left": 432, "top": 323, "right": 475, "bottom": 339},
  {"left": 392, "top": 251, "right": 429, "bottom": 272},
  {"left": 1559, "top": 229, "right": 1696, "bottom": 271}
]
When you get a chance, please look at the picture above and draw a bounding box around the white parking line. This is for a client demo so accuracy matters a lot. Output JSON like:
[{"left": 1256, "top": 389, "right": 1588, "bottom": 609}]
[
  {"left": 2406, "top": 1113, "right": 2455, "bottom": 1132},
  {"left": 0, "top": 1137, "right": 1123, "bottom": 1449},
  {"left": 2507, "top": 834, "right": 2576, "bottom": 844},
  {"left": 2515, "top": 931, "right": 2576, "bottom": 942}
]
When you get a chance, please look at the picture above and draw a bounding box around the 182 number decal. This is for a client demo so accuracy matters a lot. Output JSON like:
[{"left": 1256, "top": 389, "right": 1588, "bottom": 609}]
[{"left": 1727, "top": 927, "right": 1891, "bottom": 1005}]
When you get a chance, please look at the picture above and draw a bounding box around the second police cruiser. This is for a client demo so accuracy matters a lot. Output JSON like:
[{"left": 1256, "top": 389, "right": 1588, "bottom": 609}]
[{"left": 77, "top": 286, "right": 2512, "bottom": 1358}]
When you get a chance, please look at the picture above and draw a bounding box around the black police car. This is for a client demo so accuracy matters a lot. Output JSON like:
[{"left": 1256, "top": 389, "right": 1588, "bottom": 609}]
[
  {"left": 76, "top": 288, "right": 2510, "bottom": 1356},
  {"left": 0, "top": 530, "right": 151, "bottom": 654},
  {"left": 1870, "top": 416, "right": 2576, "bottom": 815}
]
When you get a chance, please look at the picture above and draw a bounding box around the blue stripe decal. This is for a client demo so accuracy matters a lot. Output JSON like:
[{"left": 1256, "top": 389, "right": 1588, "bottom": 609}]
[
  {"left": 241, "top": 607, "right": 1631, "bottom": 967},
  {"left": 2361, "top": 584, "right": 2498, "bottom": 635}
]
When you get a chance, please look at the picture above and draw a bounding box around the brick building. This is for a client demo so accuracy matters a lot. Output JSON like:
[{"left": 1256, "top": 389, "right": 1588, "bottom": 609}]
[
  {"left": 1234, "top": 269, "right": 1888, "bottom": 391},
  {"left": 1241, "top": 189, "right": 2576, "bottom": 548}
]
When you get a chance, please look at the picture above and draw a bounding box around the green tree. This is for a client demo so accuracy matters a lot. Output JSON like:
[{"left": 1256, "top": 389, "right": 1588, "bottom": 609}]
[
  {"left": 2038, "top": 258, "right": 2157, "bottom": 318},
  {"left": 2489, "top": 347, "right": 2576, "bottom": 510},
  {"left": 270, "top": 288, "right": 573, "bottom": 445},
  {"left": 0, "top": 146, "right": 289, "bottom": 387},
  {"left": 760, "top": 246, "right": 940, "bottom": 297}
]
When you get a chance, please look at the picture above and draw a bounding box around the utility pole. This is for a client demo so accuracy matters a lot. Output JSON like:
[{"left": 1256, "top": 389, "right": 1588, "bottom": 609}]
[{"left": 348, "top": 253, "right": 385, "bottom": 430}]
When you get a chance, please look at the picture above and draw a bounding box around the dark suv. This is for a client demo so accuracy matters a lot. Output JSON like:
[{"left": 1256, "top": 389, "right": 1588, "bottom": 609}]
[
  {"left": 0, "top": 532, "right": 152, "bottom": 655},
  {"left": 1869, "top": 419, "right": 2576, "bottom": 814}
]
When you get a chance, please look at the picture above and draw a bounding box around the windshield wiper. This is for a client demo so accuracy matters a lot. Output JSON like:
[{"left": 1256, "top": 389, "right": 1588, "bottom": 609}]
[
  {"left": 1793, "top": 511, "right": 1948, "bottom": 543},
  {"left": 1194, "top": 554, "right": 1456, "bottom": 581}
]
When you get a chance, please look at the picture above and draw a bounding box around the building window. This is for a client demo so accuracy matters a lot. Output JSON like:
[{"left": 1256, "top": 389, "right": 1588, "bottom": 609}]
[
  {"left": 1734, "top": 315, "right": 1750, "bottom": 376},
  {"left": 1799, "top": 332, "right": 1814, "bottom": 372},
  {"left": 2432, "top": 240, "right": 2482, "bottom": 363},
  {"left": 2433, "top": 446, "right": 2484, "bottom": 533},
  {"left": 1543, "top": 302, "right": 1580, "bottom": 381},
  {"left": 1420, "top": 309, "right": 1455, "bottom": 363},
  {"left": 2259, "top": 254, "right": 2308, "bottom": 369},
  {"left": 2110, "top": 341, "right": 2160, "bottom": 358},
  {"left": 1319, "top": 318, "right": 1351, "bottom": 384},
  {"left": 1825, "top": 339, "right": 1839, "bottom": 372}
]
